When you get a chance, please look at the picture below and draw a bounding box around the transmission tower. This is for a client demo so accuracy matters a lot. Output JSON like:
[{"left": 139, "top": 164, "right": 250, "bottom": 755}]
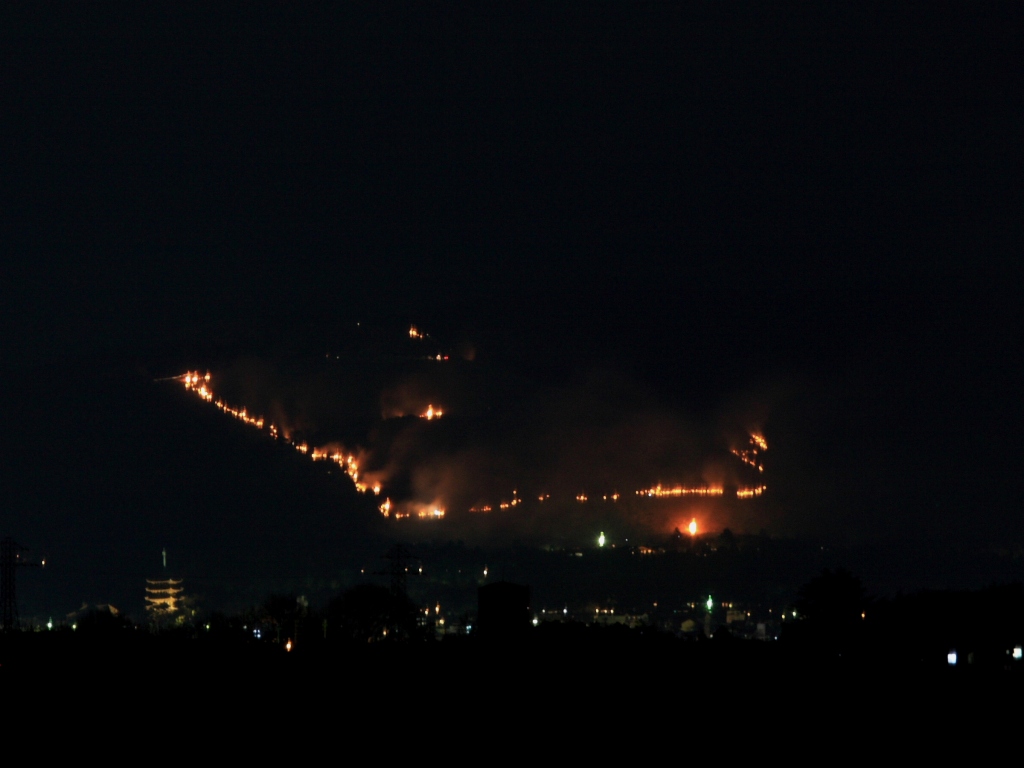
[
  {"left": 1, "top": 537, "right": 42, "bottom": 632},
  {"left": 383, "top": 543, "right": 418, "bottom": 599}
]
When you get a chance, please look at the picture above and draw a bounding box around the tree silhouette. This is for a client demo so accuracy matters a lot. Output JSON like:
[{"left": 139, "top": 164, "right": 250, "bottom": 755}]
[
  {"left": 327, "top": 584, "right": 421, "bottom": 644},
  {"left": 791, "top": 568, "right": 866, "bottom": 653}
]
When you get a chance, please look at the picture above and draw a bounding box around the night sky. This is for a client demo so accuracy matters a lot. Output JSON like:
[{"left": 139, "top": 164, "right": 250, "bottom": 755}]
[{"left": 2, "top": 4, "right": 1022, "bottom": 616}]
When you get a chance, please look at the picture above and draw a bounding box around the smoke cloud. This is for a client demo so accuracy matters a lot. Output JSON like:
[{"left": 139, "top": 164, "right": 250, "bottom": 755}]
[{"left": 195, "top": 326, "right": 783, "bottom": 546}]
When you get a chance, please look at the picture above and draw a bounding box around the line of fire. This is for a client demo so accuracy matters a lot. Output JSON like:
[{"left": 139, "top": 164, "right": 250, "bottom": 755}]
[{"left": 175, "top": 335, "right": 770, "bottom": 536}]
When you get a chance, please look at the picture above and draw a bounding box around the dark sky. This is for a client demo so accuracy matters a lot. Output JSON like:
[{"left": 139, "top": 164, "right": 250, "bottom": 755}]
[{"left": 2, "top": 4, "right": 1022, "bottom": 613}]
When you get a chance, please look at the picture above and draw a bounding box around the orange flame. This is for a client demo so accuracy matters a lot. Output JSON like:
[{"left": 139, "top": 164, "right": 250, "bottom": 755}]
[
  {"left": 736, "top": 485, "right": 766, "bottom": 499},
  {"left": 637, "top": 485, "right": 723, "bottom": 498},
  {"left": 180, "top": 371, "right": 391, "bottom": 504},
  {"left": 732, "top": 433, "right": 768, "bottom": 472}
]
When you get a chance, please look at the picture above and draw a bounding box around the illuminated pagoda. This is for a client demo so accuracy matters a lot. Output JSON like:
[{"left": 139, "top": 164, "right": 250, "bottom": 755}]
[{"left": 145, "top": 548, "right": 185, "bottom": 625}]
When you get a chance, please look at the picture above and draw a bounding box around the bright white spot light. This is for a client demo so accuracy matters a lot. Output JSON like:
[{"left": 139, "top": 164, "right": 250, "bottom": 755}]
[
  {"left": 947, "top": 651, "right": 958, "bottom": 666},
  {"left": 1014, "top": 646, "right": 1023, "bottom": 660},
  {"left": 598, "top": 532, "right": 606, "bottom": 547},
  {"left": 706, "top": 595, "right": 713, "bottom": 611}
]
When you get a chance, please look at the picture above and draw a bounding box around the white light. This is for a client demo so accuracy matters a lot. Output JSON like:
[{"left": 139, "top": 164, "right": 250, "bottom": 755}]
[
  {"left": 598, "top": 532, "right": 606, "bottom": 547},
  {"left": 947, "top": 651, "right": 958, "bottom": 666},
  {"left": 1014, "top": 646, "right": 1023, "bottom": 660},
  {"left": 532, "top": 618, "right": 539, "bottom": 627}
]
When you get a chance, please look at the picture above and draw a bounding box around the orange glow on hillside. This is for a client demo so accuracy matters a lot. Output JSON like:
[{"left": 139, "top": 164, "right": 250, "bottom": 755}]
[{"left": 176, "top": 371, "right": 771, "bottom": 527}]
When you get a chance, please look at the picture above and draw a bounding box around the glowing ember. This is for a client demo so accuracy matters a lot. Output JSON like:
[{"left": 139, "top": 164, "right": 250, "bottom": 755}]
[
  {"left": 736, "top": 485, "right": 766, "bottom": 499},
  {"left": 175, "top": 369, "right": 770, "bottom": 529},
  {"left": 178, "top": 371, "right": 390, "bottom": 508},
  {"left": 472, "top": 489, "right": 521, "bottom": 513},
  {"left": 636, "top": 485, "right": 724, "bottom": 498},
  {"left": 732, "top": 432, "right": 768, "bottom": 472}
]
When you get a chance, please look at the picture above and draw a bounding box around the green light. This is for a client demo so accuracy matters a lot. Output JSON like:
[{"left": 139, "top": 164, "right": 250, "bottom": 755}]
[
  {"left": 598, "top": 532, "right": 606, "bottom": 547},
  {"left": 706, "top": 595, "right": 713, "bottom": 611}
]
